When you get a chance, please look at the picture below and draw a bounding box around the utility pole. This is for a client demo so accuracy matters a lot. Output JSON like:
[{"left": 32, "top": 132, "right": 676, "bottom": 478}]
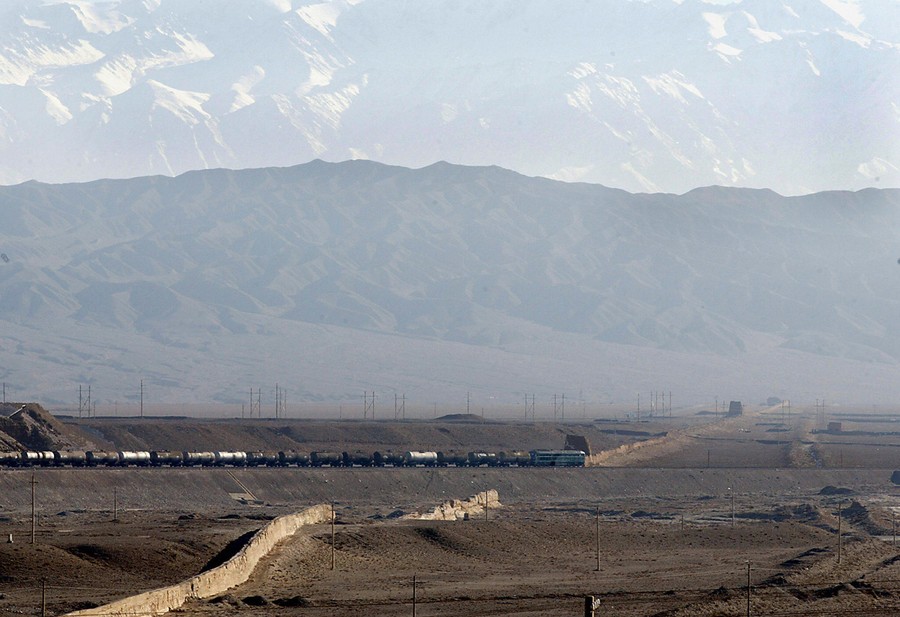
[
  {"left": 394, "top": 393, "right": 406, "bottom": 420},
  {"left": 838, "top": 501, "right": 843, "bottom": 563},
  {"left": 140, "top": 379, "right": 144, "bottom": 419},
  {"left": 31, "top": 473, "right": 36, "bottom": 544},
  {"left": 412, "top": 574, "right": 417, "bottom": 617},
  {"left": 331, "top": 502, "right": 335, "bottom": 571},
  {"left": 746, "top": 561, "right": 751, "bottom": 617},
  {"left": 561, "top": 393, "right": 565, "bottom": 421},
  {"left": 595, "top": 507, "right": 601, "bottom": 571},
  {"left": 731, "top": 489, "right": 735, "bottom": 528},
  {"left": 466, "top": 391, "right": 470, "bottom": 415},
  {"left": 893, "top": 511, "right": 896, "bottom": 549},
  {"left": 363, "top": 391, "right": 376, "bottom": 420},
  {"left": 553, "top": 394, "right": 558, "bottom": 422}
]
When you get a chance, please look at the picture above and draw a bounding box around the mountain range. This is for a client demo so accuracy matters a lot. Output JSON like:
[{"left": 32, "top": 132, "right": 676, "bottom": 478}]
[
  {"left": 1, "top": 160, "right": 899, "bottom": 410},
  {"left": 0, "top": 0, "right": 897, "bottom": 195}
]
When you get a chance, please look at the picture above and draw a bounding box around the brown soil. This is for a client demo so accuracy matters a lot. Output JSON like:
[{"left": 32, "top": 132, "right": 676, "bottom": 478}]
[{"left": 2, "top": 406, "right": 900, "bottom": 616}]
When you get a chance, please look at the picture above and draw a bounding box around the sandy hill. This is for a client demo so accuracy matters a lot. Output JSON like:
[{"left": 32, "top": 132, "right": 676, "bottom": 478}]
[{"left": 0, "top": 403, "right": 98, "bottom": 451}]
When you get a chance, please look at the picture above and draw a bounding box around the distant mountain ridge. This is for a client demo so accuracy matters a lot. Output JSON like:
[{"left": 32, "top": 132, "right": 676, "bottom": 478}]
[
  {"left": 1, "top": 160, "right": 899, "bottom": 407},
  {"left": 0, "top": 0, "right": 897, "bottom": 194}
]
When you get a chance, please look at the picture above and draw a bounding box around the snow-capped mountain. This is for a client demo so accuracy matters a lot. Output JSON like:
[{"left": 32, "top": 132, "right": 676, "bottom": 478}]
[
  {"left": 1, "top": 161, "right": 899, "bottom": 408},
  {"left": 0, "top": 0, "right": 897, "bottom": 194}
]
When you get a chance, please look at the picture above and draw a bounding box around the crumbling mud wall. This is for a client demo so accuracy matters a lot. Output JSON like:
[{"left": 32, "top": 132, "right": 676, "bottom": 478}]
[
  {"left": 64, "top": 504, "right": 331, "bottom": 617},
  {"left": 405, "top": 489, "right": 500, "bottom": 520}
]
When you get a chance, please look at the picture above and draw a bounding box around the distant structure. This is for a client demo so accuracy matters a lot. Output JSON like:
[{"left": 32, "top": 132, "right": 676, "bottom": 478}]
[
  {"left": 726, "top": 401, "right": 743, "bottom": 417},
  {"left": 827, "top": 421, "right": 842, "bottom": 434},
  {"left": 564, "top": 434, "right": 591, "bottom": 456}
]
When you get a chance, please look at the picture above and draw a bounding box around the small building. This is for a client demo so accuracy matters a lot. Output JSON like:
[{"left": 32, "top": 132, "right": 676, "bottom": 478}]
[
  {"left": 827, "top": 421, "right": 842, "bottom": 434},
  {"left": 726, "top": 401, "right": 743, "bottom": 417}
]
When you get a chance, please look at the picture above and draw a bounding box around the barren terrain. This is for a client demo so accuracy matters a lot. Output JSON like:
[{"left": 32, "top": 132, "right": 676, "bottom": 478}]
[{"left": 2, "top": 405, "right": 900, "bottom": 616}]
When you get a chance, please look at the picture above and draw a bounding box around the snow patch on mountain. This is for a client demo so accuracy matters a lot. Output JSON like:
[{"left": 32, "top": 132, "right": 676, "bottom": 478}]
[
  {"left": 0, "top": 39, "right": 104, "bottom": 86},
  {"left": 643, "top": 72, "right": 704, "bottom": 104},
  {"left": 147, "top": 80, "right": 210, "bottom": 125},
  {"left": 40, "top": 88, "right": 73, "bottom": 124},
  {"left": 95, "top": 56, "right": 138, "bottom": 96},
  {"left": 296, "top": 2, "right": 344, "bottom": 37},
  {"left": 819, "top": 0, "right": 865, "bottom": 28},
  {"left": 68, "top": 1, "right": 135, "bottom": 34},
  {"left": 229, "top": 66, "right": 265, "bottom": 113},
  {"left": 21, "top": 17, "right": 50, "bottom": 29},
  {"left": 0, "top": 0, "right": 895, "bottom": 194},
  {"left": 703, "top": 12, "right": 729, "bottom": 38}
]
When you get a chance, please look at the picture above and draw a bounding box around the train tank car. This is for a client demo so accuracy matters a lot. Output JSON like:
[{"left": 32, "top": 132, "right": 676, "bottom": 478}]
[
  {"left": 182, "top": 451, "right": 216, "bottom": 467},
  {"left": 310, "top": 451, "right": 342, "bottom": 467},
  {"left": 56, "top": 451, "right": 87, "bottom": 467},
  {"left": 86, "top": 451, "right": 119, "bottom": 466},
  {"left": 403, "top": 451, "right": 438, "bottom": 466},
  {"left": 150, "top": 451, "right": 183, "bottom": 467},
  {"left": 117, "top": 451, "right": 151, "bottom": 466}
]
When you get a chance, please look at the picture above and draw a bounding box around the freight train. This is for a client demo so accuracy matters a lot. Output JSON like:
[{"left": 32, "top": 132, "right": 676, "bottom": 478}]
[{"left": 0, "top": 448, "right": 585, "bottom": 468}]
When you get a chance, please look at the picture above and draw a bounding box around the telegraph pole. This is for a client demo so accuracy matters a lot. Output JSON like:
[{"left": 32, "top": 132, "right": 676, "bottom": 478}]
[
  {"left": 746, "top": 561, "right": 751, "bottom": 617},
  {"left": 838, "top": 501, "right": 843, "bottom": 563},
  {"left": 731, "top": 489, "right": 735, "bottom": 528},
  {"left": 595, "top": 507, "right": 601, "bottom": 571},
  {"left": 31, "top": 473, "right": 36, "bottom": 544},
  {"left": 394, "top": 393, "right": 406, "bottom": 420},
  {"left": 412, "top": 574, "right": 417, "bottom": 617},
  {"left": 140, "top": 379, "right": 144, "bottom": 418},
  {"left": 331, "top": 502, "right": 336, "bottom": 570}
]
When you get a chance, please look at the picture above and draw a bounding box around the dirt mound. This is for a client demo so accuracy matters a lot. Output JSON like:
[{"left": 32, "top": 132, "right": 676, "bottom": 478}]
[
  {"left": 0, "top": 403, "right": 97, "bottom": 450},
  {"left": 434, "top": 414, "right": 484, "bottom": 423},
  {"left": 842, "top": 500, "right": 889, "bottom": 536},
  {"left": 819, "top": 485, "right": 855, "bottom": 496}
]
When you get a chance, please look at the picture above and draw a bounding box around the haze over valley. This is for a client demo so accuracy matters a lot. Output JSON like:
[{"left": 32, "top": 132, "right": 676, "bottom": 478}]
[{"left": 0, "top": 161, "right": 898, "bottom": 408}]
